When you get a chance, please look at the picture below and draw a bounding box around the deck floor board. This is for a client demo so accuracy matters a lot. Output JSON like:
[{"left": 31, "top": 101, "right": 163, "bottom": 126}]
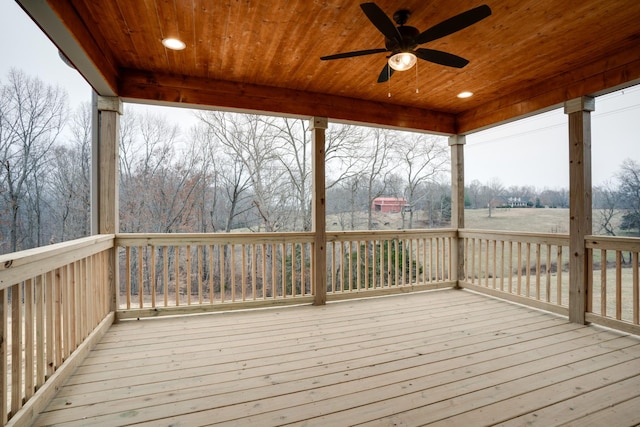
[{"left": 34, "top": 289, "right": 640, "bottom": 426}]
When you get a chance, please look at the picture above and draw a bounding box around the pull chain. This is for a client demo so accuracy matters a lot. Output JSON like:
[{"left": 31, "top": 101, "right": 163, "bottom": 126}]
[
  {"left": 388, "top": 66, "right": 391, "bottom": 97},
  {"left": 415, "top": 61, "right": 419, "bottom": 94}
]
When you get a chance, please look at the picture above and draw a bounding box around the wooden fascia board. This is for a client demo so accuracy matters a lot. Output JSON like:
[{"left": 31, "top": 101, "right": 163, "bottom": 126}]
[
  {"left": 456, "top": 46, "right": 640, "bottom": 134},
  {"left": 117, "top": 69, "right": 457, "bottom": 135},
  {"left": 17, "top": 0, "right": 118, "bottom": 96}
]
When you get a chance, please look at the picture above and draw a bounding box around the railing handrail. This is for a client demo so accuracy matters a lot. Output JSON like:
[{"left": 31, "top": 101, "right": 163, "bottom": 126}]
[
  {"left": 116, "top": 232, "right": 315, "bottom": 246},
  {"left": 459, "top": 228, "right": 570, "bottom": 245},
  {"left": 585, "top": 234, "right": 640, "bottom": 251},
  {"left": 0, "top": 234, "right": 115, "bottom": 291},
  {"left": 327, "top": 228, "right": 456, "bottom": 242}
]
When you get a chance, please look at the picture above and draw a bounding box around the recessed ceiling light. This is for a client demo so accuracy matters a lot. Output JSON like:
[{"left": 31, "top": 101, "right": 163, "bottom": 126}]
[
  {"left": 162, "top": 38, "right": 186, "bottom": 50},
  {"left": 457, "top": 91, "right": 473, "bottom": 99}
]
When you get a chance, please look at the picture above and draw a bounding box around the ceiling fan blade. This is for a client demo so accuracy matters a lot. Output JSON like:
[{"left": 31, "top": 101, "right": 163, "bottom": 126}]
[
  {"left": 321, "top": 48, "right": 388, "bottom": 61},
  {"left": 377, "top": 63, "right": 394, "bottom": 83},
  {"left": 415, "top": 5, "right": 492, "bottom": 45},
  {"left": 415, "top": 48, "right": 469, "bottom": 68},
  {"left": 360, "top": 2, "right": 402, "bottom": 43}
]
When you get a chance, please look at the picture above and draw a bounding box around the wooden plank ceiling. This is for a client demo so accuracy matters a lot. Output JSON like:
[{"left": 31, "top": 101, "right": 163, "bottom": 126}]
[{"left": 19, "top": 0, "right": 640, "bottom": 134}]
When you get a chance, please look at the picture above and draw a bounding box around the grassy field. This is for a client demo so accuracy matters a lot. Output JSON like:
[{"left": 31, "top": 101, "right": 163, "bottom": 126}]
[{"left": 465, "top": 207, "right": 569, "bottom": 233}]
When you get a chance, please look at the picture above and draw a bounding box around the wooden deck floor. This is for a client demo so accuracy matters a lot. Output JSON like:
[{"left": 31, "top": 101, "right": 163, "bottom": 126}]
[{"left": 34, "top": 289, "right": 640, "bottom": 427}]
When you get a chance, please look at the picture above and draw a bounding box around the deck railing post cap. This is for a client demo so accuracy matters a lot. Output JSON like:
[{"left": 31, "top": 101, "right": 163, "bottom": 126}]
[{"left": 310, "top": 117, "right": 328, "bottom": 130}]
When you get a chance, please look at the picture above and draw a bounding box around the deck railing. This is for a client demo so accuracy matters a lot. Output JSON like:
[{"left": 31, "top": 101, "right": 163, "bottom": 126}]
[
  {"left": 116, "top": 230, "right": 457, "bottom": 317},
  {"left": 586, "top": 235, "right": 640, "bottom": 334},
  {"left": 2, "top": 229, "right": 640, "bottom": 424},
  {"left": 116, "top": 233, "right": 316, "bottom": 317},
  {"left": 326, "top": 230, "right": 456, "bottom": 296},
  {"left": 0, "top": 235, "right": 114, "bottom": 424},
  {"left": 458, "top": 230, "right": 571, "bottom": 316}
]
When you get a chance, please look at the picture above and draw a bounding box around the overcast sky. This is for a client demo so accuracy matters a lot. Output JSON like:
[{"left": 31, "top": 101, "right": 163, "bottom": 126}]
[{"left": 2, "top": 1, "right": 639, "bottom": 190}]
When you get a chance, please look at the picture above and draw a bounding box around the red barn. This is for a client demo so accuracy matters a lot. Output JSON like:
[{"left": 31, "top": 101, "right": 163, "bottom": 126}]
[{"left": 372, "top": 197, "right": 408, "bottom": 213}]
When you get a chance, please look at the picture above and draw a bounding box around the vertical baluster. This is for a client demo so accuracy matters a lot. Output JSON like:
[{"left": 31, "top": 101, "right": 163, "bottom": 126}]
[
  {"left": 500, "top": 240, "right": 505, "bottom": 291},
  {"left": 252, "top": 244, "right": 258, "bottom": 300},
  {"left": 151, "top": 246, "right": 157, "bottom": 308},
  {"left": 394, "top": 239, "right": 400, "bottom": 287},
  {"left": 517, "top": 242, "right": 523, "bottom": 295},
  {"left": 601, "top": 249, "right": 607, "bottom": 316},
  {"left": 365, "top": 240, "right": 370, "bottom": 290},
  {"left": 45, "top": 271, "right": 54, "bottom": 379},
  {"left": 633, "top": 251, "right": 639, "bottom": 325},
  {"left": 483, "top": 239, "right": 489, "bottom": 286},
  {"left": 64, "top": 265, "right": 71, "bottom": 359},
  {"left": 371, "top": 239, "right": 377, "bottom": 288},
  {"left": 198, "top": 245, "right": 204, "bottom": 305},
  {"left": 35, "top": 274, "right": 45, "bottom": 389},
  {"left": 616, "top": 250, "right": 622, "bottom": 320},
  {"left": 270, "top": 243, "right": 276, "bottom": 298},
  {"left": 221, "top": 244, "right": 227, "bottom": 303},
  {"left": 492, "top": 240, "right": 497, "bottom": 289},
  {"left": 125, "top": 247, "right": 131, "bottom": 309},
  {"left": 525, "top": 242, "right": 531, "bottom": 297},
  {"left": 422, "top": 237, "right": 428, "bottom": 285},
  {"left": 508, "top": 241, "right": 514, "bottom": 294},
  {"left": 0, "top": 288, "right": 7, "bottom": 424},
  {"left": 546, "top": 244, "right": 552, "bottom": 302},
  {"left": 262, "top": 243, "right": 268, "bottom": 299},
  {"left": 163, "top": 247, "right": 169, "bottom": 307},
  {"left": 186, "top": 245, "right": 192, "bottom": 305},
  {"left": 291, "top": 243, "right": 296, "bottom": 297},
  {"left": 175, "top": 246, "right": 181, "bottom": 306},
  {"left": 138, "top": 248, "right": 144, "bottom": 308},
  {"left": 73, "top": 260, "right": 82, "bottom": 342},
  {"left": 402, "top": 239, "right": 407, "bottom": 286},
  {"left": 535, "top": 243, "right": 541, "bottom": 300},
  {"left": 280, "top": 243, "right": 286, "bottom": 298},
  {"left": 557, "top": 245, "right": 563, "bottom": 306},
  {"left": 471, "top": 238, "right": 476, "bottom": 284},
  {"left": 24, "top": 278, "right": 34, "bottom": 400},
  {"left": 241, "top": 244, "right": 247, "bottom": 301},
  {"left": 70, "top": 261, "right": 78, "bottom": 344},
  {"left": 12, "top": 282, "right": 23, "bottom": 414},
  {"left": 302, "top": 243, "right": 307, "bottom": 295},
  {"left": 386, "top": 239, "right": 392, "bottom": 287}
]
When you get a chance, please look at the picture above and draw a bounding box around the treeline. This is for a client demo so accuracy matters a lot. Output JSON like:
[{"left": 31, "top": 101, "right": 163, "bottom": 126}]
[{"left": 0, "top": 69, "right": 454, "bottom": 254}]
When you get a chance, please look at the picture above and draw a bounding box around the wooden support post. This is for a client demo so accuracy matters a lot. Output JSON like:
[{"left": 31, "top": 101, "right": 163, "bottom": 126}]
[
  {"left": 311, "top": 117, "right": 328, "bottom": 306},
  {"left": 565, "top": 96, "right": 595, "bottom": 324},
  {"left": 94, "top": 95, "right": 122, "bottom": 314},
  {"left": 449, "top": 135, "right": 466, "bottom": 287}
]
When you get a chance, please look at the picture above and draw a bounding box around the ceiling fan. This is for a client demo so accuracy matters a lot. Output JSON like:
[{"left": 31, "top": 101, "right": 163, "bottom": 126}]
[{"left": 320, "top": 2, "right": 492, "bottom": 83}]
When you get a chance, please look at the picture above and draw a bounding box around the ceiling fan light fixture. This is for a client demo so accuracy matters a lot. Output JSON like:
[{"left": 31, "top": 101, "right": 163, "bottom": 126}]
[
  {"left": 388, "top": 52, "right": 417, "bottom": 71},
  {"left": 457, "top": 91, "right": 474, "bottom": 98},
  {"left": 162, "top": 38, "right": 186, "bottom": 50}
]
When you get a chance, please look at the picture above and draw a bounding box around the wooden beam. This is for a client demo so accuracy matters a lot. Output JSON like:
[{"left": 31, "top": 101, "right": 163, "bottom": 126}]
[
  {"left": 565, "top": 96, "right": 594, "bottom": 324},
  {"left": 117, "top": 69, "right": 457, "bottom": 134},
  {"left": 16, "top": 0, "right": 118, "bottom": 96},
  {"left": 311, "top": 117, "right": 328, "bottom": 306},
  {"left": 449, "top": 135, "right": 465, "bottom": 286},
  {"left": 457, "top": 48, "right": 640, "bottom": 134}
]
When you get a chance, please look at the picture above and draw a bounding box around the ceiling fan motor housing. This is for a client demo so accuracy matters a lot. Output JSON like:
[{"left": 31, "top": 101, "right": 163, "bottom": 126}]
[{"left": 385, "top": 25, "right": 419, "bottom": 53}]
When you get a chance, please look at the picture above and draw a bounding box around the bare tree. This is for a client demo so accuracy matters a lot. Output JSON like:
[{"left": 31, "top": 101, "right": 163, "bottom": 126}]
[
  {"left": 483, "top": 177, "right": 506, "bottom": 218},
  {"left": 593, "top": 180, "right": 619, "bottom": 236},
  {"left": 391, "top": 131, "right": 449, "bottom": 228},
  {"left": 119, "top": 110, "right": 202, "bottom": 233},
  {"left": 0, "top": 69, "right": 67, "bottom": 251},
  {"left": 363, "top": 128, "right": 392, "bottom": 229},
  {"left": 48, "top": 103, "right": 92, "bottom": 241},
  {"left": 617, "top": 158, "right": 640, "bottom": 235},
  {"left": 196, "top": 111, "right": 290, "bottom": 232}
]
